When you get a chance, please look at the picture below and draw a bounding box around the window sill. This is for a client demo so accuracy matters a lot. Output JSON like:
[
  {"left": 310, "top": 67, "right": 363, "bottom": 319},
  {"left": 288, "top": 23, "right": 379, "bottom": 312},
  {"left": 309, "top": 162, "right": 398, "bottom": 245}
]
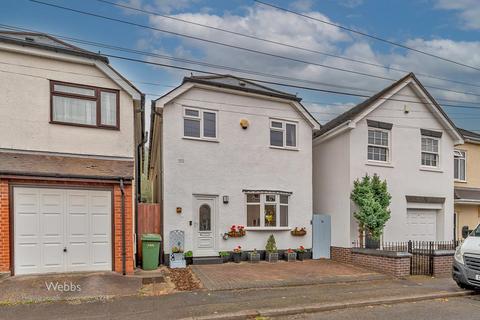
[
  {"left": 245, "top": 227, "right": 291, "bottom": 231},
  {"left": 269, "top": 146, "right": 299, "bottom": 151},
  {"left": 182, "top": 137, "right": 219, "bottom": 143},
  {"left": 420, "top": 167, "right": 443, "bottom": 173},
  {"left": 455, "top": 180, "right": 467, "bottom": 183},
  {"left": 365, "top": 161, "right": 393, "bottom": 168},
  {"left": 49, "top": 121, "right": 119, "bottom": 131}
]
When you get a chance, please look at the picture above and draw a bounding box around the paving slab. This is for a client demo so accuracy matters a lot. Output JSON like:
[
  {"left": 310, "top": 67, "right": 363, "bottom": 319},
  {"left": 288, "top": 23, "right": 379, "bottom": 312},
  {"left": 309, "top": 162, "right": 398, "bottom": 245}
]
[
  {"left": 191, "top": 259, "right": 387, "bottom": 290},
  {"left": 0, "top": 272, "right": 143, "bottom": 304}
]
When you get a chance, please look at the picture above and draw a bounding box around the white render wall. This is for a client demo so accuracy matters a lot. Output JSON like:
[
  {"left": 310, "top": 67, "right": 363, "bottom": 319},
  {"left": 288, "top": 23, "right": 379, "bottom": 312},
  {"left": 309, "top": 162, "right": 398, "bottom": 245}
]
[
  {"left": 0, "top": 49, "right": 135, "bottom": 158},
  {"left": 160, "top": 87, "right": 314, "bottom": 253},
  {"left": 313, "top": 84, "right": 455, "bottom": 247}
]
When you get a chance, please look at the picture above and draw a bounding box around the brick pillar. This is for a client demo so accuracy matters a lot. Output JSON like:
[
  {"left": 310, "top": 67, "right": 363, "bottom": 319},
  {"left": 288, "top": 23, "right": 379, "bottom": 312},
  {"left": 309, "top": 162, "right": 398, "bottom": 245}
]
[
  {"left": 432, "top": 251, "right": 454, "bottom": 277},
  {"left": 330, "top": 246, "right": 352, "bottom": 264},
  {"left": 0, "top": 179, "right": 10, "bottom": 272},
  {"left": 113, "top": 184, "right": 134, "bottom": 274}
]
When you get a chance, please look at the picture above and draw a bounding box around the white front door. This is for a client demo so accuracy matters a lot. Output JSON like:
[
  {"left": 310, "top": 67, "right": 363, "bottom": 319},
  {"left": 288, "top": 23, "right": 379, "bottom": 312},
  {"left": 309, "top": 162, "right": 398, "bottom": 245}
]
[
  {"left": 194, "top": 196, "right": 217, "bottom": 256},
  {"left": 406, "top": 209, "right": 437, "bottom": 241},
  {"left": 14, "top": 187, "right": 112, "bottom": 275}
]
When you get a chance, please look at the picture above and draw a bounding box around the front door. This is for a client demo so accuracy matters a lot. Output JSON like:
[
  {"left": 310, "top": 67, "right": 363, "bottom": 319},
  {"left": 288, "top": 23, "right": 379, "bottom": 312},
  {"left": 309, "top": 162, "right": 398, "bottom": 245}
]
[{"left": 194, "top": 196, "right": 217, "bottom": 256}]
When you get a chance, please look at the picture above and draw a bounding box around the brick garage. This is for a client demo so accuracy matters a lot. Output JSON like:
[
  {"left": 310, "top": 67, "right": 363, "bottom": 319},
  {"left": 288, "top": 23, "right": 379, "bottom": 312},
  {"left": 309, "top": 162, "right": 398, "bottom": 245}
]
[{"left": 0, "top": 178, "right": 134, "bottom": 275}]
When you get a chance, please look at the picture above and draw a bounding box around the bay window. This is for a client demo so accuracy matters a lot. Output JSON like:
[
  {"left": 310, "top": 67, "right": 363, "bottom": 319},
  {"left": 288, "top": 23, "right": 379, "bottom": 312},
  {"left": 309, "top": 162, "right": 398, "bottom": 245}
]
[
  {"left": 245, "top": 192, "right": 290, "bottom": 228},
  {"left": 50, "top": 81, "right": 119, "bottom": 129}
]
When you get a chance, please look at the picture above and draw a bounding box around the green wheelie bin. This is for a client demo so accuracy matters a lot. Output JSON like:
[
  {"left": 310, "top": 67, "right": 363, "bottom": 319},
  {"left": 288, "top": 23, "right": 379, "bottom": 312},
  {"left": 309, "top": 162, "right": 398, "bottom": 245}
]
[{"left": 142, "top": 234, "right": 162, "bottom": 270}]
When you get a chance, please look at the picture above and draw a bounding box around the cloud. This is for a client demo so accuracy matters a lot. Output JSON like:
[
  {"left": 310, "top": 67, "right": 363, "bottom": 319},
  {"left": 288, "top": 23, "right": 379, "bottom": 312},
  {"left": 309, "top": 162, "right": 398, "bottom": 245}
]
[
  {"left": 289, "top": 0, "right": 314, "bottom": 12},
  {"left": 338, "top": 0, "right": 364, "bottom": 8},
  {"left": 116, "top": 0, "right": 198, "bottom": 14},
  {"left": 435, "top": 0, "right": 480, "bottom": 30},
  {"left": 137, "top": 3, "right": 480, "bottom": 127},
  {"left": 305, "top": 102, "right": 356, "bottom": 124}
]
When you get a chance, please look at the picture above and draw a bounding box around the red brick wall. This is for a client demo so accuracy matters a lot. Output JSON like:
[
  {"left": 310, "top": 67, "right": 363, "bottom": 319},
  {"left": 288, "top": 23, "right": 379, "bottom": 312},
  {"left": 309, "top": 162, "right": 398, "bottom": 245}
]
[
  {"left": 351, "top": 252, "right": 410, "bottom": 278},
  {"left": 0, "top": 179, "right": 9, "bottom": 272},
  {"left": 432, "top": 254, "right": 454, "bottom": 277},
  {"left": 0, "top": 178, "right": 134, "bottom": 275},
  {"left": 330, "top": 247, "right": 352, "bottom": 264}
]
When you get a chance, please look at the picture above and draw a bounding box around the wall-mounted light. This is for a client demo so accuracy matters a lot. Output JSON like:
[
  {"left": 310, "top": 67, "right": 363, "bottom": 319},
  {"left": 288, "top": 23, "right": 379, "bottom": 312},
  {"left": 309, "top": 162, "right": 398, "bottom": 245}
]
[
  {"left": 223, "top": 196, "right": 229, "bottom": 204},
  {"left": 404, "top": 104, "right": 410, "bottom": 114},
  {"left": 176, "top": 207, "right": 182, "bottom": 214},
  {"left": 240, "top": 119, "right": 249, "bottom": 129}
]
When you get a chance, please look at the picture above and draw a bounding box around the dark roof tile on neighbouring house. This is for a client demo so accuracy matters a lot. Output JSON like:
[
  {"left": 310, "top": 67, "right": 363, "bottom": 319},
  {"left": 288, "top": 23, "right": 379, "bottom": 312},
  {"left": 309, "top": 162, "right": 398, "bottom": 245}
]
[
  {"left": 0, "top": 151, "right": 134, "bottom": 181},
  {"left": 457, "top": 127, "right": 480, "bottom": 142}
]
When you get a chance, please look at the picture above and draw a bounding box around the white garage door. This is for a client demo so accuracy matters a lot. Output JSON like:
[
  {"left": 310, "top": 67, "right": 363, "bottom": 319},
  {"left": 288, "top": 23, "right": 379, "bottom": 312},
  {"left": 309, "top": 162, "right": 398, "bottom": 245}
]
[
  {"left": 406, "top": 209, "right": 437, "bottom": 241},
  {"left": 14, "top": 187, "right": 112, "bottom": 275}
]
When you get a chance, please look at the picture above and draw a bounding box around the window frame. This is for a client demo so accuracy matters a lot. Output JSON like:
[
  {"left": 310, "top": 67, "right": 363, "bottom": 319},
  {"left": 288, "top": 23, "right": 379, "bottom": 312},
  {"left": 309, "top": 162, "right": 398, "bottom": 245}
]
[
  {"left": 245, "top": 192, "right": 290, "bottom": 229},
  {"left": 367, "top": 128, "right": 390, "bottom": 163},
  {"left": 421, "top": 135, "right": 441, "bottom": 168},
  {"left": 269, "top": 119, "right": 298, "bottom": 149},
  {"left": 182, "top": 106, "right": 218, "bottom": 141},
  {"left": 454, "top": 149, "right": 467, "bottom": 182},
  {"left": 50, "top": 80, "right": 120, "bottom": 130}
]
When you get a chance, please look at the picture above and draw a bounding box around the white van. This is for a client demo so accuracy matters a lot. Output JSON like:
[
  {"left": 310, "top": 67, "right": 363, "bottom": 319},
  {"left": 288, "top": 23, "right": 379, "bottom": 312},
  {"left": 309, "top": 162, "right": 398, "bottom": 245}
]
[{"left": 453, "top": 224, "right": 480, "bottom": 290}]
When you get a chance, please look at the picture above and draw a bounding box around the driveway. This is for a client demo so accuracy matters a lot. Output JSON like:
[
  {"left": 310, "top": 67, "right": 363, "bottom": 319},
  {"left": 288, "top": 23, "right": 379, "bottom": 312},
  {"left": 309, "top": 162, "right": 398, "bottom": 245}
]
[
  {"left": 0, "top": 272, "right": 143, "bottom": 304},
  {"left": 191, "top": 259, "right": 387, "bottom": 290}
]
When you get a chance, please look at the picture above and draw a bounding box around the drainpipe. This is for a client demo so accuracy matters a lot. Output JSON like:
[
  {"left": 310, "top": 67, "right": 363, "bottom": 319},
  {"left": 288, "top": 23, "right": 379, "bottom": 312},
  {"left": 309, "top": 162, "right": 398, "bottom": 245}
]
[
  {"left": 120, "top": 178, "right": 126, "bottom": 275},
  {"left": 134, "top": 94, "right": 146, "bottom": 266}
]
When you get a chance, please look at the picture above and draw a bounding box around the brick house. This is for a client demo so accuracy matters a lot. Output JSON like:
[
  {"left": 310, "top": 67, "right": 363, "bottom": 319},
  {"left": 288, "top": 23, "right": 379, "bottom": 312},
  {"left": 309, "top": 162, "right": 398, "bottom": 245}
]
[{"left": 0, "top": 31, "right": 144, "bottom": 275}]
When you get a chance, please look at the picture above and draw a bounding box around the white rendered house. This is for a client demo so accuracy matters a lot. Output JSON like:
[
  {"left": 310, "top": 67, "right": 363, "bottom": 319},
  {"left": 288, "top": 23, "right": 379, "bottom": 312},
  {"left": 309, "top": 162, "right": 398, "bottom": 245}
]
[
  {"left": 148, "top": 75, "right": 319, "bottom": 260},
  {"left": 313, "top": 73, "right": 463, "bottom": 250}
]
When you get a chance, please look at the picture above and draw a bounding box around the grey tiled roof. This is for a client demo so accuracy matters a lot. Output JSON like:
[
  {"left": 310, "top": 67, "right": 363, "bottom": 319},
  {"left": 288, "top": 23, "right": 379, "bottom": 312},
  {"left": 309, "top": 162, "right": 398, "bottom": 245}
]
[{"left": 457, "top": 128, "right": 480, "bottom": 142}]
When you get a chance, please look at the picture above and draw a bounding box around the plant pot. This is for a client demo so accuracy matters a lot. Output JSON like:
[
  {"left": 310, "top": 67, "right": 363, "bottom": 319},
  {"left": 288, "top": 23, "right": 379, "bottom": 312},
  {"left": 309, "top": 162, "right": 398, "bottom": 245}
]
[
  {"left": 266, "top": 252, "right": 278, "bottom": 263},
  {"left": 285, "top": 252, "right": 297, "bottom": 262},
  {"left": 233, "top": 252, "right": 242, "bottom": 263},
  {"left": 249, "top": 252, "right": 260, "bottom": 263},
  {"left": 185, "top": 256, "right": 193, "bottom": 265},
  {"left": 172, "top": 253, "right": 185, "bottom": 261},
  {"left": 221, "top": 254, "right": 231, "bottom": 263},
  {"left": 297, "top": 252, "right": 307, "bottom": 261}
]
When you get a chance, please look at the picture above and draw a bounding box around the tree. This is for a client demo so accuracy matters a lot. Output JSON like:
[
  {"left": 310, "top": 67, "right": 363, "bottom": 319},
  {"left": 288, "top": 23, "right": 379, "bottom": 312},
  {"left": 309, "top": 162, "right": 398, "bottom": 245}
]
[
  {"left": 265, "top": 234, "right": 278, "bottom": 253},
  {"left": 351, "top": 174, "right": 391, "bottom": 243}
]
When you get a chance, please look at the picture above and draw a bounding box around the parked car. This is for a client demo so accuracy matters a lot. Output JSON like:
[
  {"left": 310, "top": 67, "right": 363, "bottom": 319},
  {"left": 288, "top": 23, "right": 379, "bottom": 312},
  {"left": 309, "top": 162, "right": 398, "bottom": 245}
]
[{"left": 453, "top": 224, "right": 480, "bottom": 290}]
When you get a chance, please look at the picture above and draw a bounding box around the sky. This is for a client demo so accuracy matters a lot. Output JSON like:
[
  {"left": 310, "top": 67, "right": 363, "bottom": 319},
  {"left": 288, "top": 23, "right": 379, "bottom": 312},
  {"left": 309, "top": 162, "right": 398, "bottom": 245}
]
[{"left": 2, "top": 0, "right": 480, "bottom": 132}]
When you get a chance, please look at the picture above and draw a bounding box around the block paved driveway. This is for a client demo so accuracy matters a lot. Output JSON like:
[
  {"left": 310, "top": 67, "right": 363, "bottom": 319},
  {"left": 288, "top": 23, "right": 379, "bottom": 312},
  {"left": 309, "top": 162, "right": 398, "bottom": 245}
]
[{"left": 191, "top": 259, "right": 387, "bottom": 290}]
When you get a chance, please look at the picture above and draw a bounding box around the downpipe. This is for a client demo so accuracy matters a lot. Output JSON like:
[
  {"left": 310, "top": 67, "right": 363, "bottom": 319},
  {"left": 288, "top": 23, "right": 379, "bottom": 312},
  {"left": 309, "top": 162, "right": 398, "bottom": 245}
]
[{"left": 120, "top": 178, "right": 126, "bottom": 275}]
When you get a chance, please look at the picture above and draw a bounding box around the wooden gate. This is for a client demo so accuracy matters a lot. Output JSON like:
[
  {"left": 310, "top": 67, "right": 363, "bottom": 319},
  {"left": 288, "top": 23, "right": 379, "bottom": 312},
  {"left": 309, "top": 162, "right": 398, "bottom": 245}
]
[{"left": 137, "top": 203, "right": 162, "bottom": 263}]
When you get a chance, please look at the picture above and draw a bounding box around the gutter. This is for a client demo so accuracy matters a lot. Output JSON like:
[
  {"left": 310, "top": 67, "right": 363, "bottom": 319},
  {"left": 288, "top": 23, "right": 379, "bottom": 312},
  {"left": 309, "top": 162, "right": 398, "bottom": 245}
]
[{"left": 120, "top": 178, "right": 126, "bottom": 275}]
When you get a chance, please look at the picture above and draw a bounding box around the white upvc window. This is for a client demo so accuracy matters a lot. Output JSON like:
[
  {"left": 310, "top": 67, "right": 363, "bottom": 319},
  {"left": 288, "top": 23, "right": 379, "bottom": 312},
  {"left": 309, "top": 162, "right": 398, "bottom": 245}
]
[
  {"left": 246, "top": 193, "right": 289, "bottom": 228},
  {"left": 367, "top": 128, "right": 390, "bottom": 162},
  {"left": 454, "top": 150, "right": 466, "bottom": 181},
  {"left": 421, "top": 136, "right": 440, "bottom": 167},
  {"left": 270, "top": 119, "right": 297, "bottom": 148},
  {"left": 183, "top": 107, "right": 217, "bottom": 140}
]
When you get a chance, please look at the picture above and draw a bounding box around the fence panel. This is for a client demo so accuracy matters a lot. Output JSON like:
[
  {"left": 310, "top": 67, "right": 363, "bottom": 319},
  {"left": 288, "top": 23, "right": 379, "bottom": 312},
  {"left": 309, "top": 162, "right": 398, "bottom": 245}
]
[{"left": 137, "top": 203, "right": 162, "bottom": 262}]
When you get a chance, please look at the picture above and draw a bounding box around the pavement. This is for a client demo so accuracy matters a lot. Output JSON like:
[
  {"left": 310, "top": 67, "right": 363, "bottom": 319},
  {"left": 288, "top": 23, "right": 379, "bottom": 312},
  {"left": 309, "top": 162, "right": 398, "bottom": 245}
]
[
  {"left": 0, "top": 272, "right": 143, "bottom": 304},
  {"left": 276, "top": 296, "right": 480, "bottom": 319},
  {"left": 191, "top": 259, "right": 386, "bottom": 290},
  {"left": 0, "top": 276, "right": 475, "bottom": 320}
]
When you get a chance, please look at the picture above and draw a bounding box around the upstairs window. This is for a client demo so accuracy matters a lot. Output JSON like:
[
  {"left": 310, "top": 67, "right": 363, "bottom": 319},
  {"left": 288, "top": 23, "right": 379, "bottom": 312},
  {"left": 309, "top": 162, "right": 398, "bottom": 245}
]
[
  {"left": 183, "top": 107, "right": 217, "bottom": 140},
  {"left": 50, "top": 81, "right": 119, "bottom": 129},
  {"left": 454, "top": 150, "right": 466, "bottom": 181},
  {"left": 270, "top": 120, "right": 297, "bottom": 148},
  {"left": 367, "top": 129, "right": 389, "bottom": 162},
  {"left": 421, "top": 136, "right": 440, "bottom": 167}
]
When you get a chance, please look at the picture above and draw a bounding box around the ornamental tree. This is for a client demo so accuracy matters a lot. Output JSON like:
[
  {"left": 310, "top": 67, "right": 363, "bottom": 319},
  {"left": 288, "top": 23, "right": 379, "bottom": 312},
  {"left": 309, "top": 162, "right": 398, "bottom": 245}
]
[{"left": 351, "top": 174, "right": 391, "bottom": 241}]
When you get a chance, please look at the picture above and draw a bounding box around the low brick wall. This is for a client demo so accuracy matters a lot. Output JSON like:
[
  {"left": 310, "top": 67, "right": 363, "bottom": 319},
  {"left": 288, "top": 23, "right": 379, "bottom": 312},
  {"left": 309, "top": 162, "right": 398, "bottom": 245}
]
[
  {"left": 330, "top": 246, "right": 352, "bottom": 264},
  {"left": 351, "top": 248, "right": 412, "bottom": 278},
  {"left": 432, "top": 250, "right": 454, "bottom": 277}
]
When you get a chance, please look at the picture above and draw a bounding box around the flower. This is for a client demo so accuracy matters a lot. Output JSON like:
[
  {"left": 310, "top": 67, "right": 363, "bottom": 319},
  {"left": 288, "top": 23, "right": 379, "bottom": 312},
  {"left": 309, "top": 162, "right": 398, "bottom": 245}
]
[
  {"left": 287, "top": 248, "right": 294, "bottom": 253},
  {"left": 297, "top": 246, "right": 305, "bottom": 253},
  {"left": 233, "top": 245, "right": 242, "bottom": 253}
]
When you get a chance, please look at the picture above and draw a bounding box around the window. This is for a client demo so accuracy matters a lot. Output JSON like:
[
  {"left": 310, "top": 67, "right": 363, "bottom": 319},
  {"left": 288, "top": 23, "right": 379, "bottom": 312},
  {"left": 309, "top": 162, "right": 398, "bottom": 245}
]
[
  {"left": 367, "top": 129, "right": 389, "bottom": 162},
  {"left": 270, "top": 120, "right": 297, "bottom": 148},
  {"left": 245, "top": 193, "right": 290, "bottom": 228},
  {"left": 183, "top": 107, "right": 217, "bottom": 139},
  {"left": 454, "top": 150, "right": 466, "bottom": 181},
  {"left": 50, "top": 81, "right": 119, "bottom": 129},
  {"left": 421, "top": 136, "right": 440, "bottom": 167}
]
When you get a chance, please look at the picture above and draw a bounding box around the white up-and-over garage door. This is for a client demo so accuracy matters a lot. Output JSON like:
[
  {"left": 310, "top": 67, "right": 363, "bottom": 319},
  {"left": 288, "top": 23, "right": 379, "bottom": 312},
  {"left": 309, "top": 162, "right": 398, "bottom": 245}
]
[
  {"left": 406, "top": 209, "right": 437, "bottom": 241},
  {"left": 14, "top": 187, "right": 112, "bottom": 275}
]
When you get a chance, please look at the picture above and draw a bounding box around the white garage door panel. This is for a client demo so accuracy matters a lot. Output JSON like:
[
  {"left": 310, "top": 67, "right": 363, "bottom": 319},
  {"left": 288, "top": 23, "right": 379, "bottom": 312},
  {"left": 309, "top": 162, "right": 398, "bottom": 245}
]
[
  {"left": 406, "top": 209, "right": 437, "bottom": 241},
  {"left": 14, "top": 187, "right": 112, "bottom": 275}
]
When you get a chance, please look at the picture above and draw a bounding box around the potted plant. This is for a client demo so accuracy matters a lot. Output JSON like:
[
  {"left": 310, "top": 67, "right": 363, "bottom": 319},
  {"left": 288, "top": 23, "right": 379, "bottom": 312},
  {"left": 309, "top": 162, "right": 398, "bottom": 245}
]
[
  {"left": 248, "top": 249, "right": 261, "bottom": 263},
  {"left": 171, "top": 246, "right": 184, "bottom": 262},
  {"left": 232, "top": 246, "right": 242, "bottom": 263},
  {"left": 184, "top": 250, "right": 193, "bottom": 265},
  {"left": 227, "top": 225, "right": 246, "bottom": 238},
  {"left": 296, "top": 246, "right": 307, "bottom": 261},
  {"left": 285, "top": 248, "right": 297, "bottom": 262},
  {"left": 219, "top": 251, "right": 230, "bottom": 263},
  {"left": 265, "top": 235, "right": 279, "bottom": 263}
]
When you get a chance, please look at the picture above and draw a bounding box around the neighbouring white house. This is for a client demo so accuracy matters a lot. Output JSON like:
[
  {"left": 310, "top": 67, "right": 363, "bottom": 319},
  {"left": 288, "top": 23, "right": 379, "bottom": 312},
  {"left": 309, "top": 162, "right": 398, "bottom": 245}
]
[
  {"left": 0, "top": 31, "right": 144, "bottom": 276},
  {"left": 313, "top": 73, "right": 464, "bottom": 250},
  {"left": 148, "top": 75, "right": 319, "bottom": 261}
]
